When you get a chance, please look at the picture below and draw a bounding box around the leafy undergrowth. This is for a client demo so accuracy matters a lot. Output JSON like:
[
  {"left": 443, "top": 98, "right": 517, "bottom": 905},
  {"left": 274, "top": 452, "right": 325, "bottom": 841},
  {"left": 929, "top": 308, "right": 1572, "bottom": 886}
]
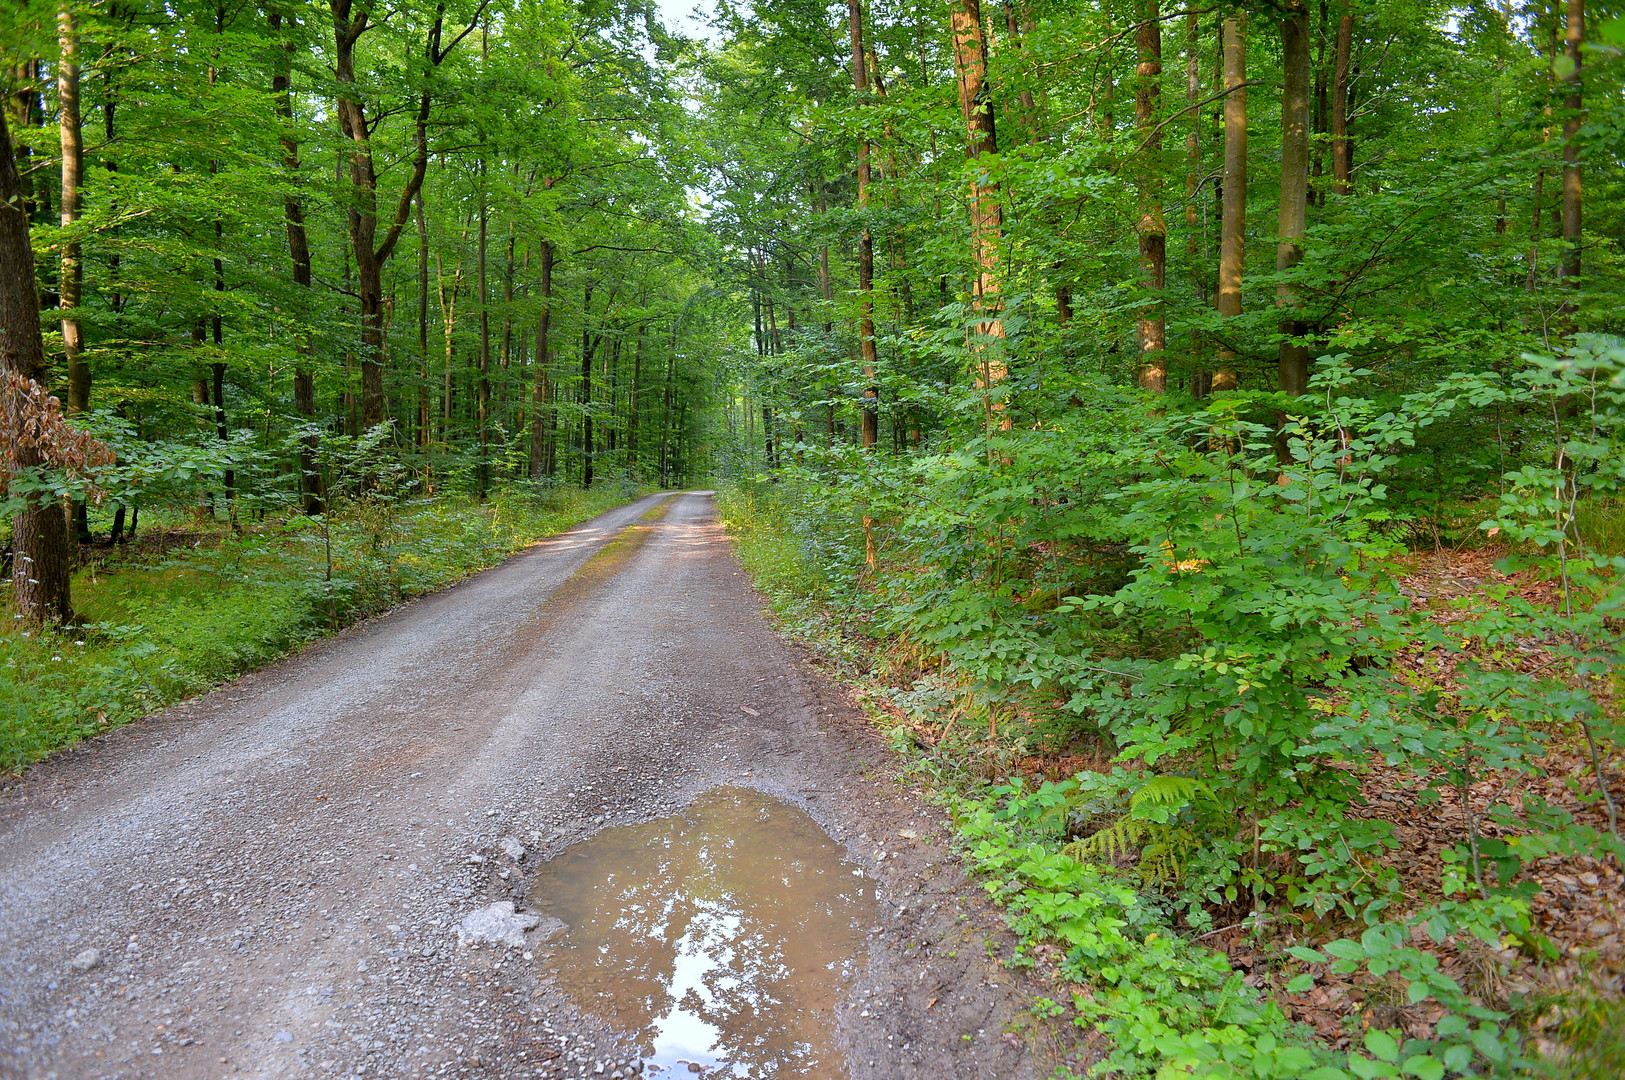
[
  {"left": 1, "top": 483, "right": 643, "bottom": 777},
  {"left": 715, "top": 366, "right": 1625, "bottom": 1080}
]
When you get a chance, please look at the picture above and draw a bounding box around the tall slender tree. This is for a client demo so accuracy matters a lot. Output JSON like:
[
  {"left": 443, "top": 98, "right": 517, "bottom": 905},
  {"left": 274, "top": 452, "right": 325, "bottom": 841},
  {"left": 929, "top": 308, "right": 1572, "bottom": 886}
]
[
  {"left": 1558, "top": 0, "right": 1583, "bottom": 288},
  {"left": 272, "top": 8, "right": 321, "bottom": 514},
  {"left": 950, "top": 0, "right": 1006, "bottom": 400},
  {"left": 1134, "top": 0, "right": 1166, "bottom": 391},
  {"left": 848, "top": 0, "right": 879, "bottom": 449},
  {"left": 1331, "top": 6, "right": 1352, "bottom": 196},
  {"left": 1215, "top": 14, "right": 1247, "bottom": 391},
  {"left": 1277, "top": 2, "right": 1311, "bottom": 396}
]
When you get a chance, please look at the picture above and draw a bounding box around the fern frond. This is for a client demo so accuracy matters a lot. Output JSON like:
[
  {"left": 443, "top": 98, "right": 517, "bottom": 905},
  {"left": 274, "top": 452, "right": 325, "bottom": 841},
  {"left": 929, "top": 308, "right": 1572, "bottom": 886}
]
[
  {"left": 1128, "top": 775, "right": 1211, "bottom": 817},
  {"left": 1063, "top": 775, "right": 1210, "bottom": 882}
]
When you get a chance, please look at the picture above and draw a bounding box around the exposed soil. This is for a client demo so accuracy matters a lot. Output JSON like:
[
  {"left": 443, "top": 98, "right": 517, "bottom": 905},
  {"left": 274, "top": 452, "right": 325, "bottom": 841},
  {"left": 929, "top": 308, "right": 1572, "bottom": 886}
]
[{"left": 0, "top": 492, "right": 1037, "bottom": 1080}]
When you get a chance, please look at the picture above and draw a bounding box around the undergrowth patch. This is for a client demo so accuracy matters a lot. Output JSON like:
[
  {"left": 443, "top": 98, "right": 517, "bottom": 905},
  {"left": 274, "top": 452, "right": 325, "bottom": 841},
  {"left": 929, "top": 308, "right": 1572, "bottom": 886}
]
[{"left": 716, "top": 341, "right": 1625, "bottom": 1080}]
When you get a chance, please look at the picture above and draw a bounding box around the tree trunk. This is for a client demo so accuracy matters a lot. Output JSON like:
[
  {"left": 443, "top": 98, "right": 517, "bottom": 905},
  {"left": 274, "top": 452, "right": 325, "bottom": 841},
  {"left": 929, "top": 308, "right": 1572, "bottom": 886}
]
[
  {"left": 272, "top": 11, "right": 321, "bottom": 514},
  {"left": 1134, "top": 0, "right": 1166, "bottom": 391},
  {"left": 950, "top": 0, "right": 1007, "bottom": 403},
  {"left": 629, "top": 318, "right": 645, "bottom": 476},
  {"left": 529, "top": 239, "right": 553, "bottom": 479},
  {"left": 659, "top": 328, "right": 675, "bottom": 485},
  {"left": 1277, "top": 2, "right": 1311, "bottom": 396},
  {"left": 1215, "top": 15, "right": 1247, "bottom": 391},
  {"left": 58, "top": 1, "right": 90, "bottom": 543},
  {"left": 6, "top": 62, "right": 43, "bottom": 223},
  {"left": 1312, "top": 0, "right": 1328, "bottom": 204},
  {"left": 58, "top": 2, "right": 87, "bottom": 418},
  {"left": 500, "top": 223, "right": 515, "bottom": 443},
  {"left": 476, "top": 164, "right": 490, "bottom": 497},
  {"left": 331, "top": 0, "right": 451, "bottom": 431},
  {"left": 1559, "top": 0, "right": 1583, "bottom": 288},
  {"left": 1331, "top": 8, "right": 1352, "bottom": 196},
  {"left": 848, "top": 0, "right": 879, "bottom": 449},
  {"left": 417, "top": 191, "right": 431, "bottom": 448},
  {"left": 581, "top": 281, "right": 595, "bottom": 489},
  {"left": 436, "top": 254, "right": 460, "bottom": 435},
  {"left": 0, "top": 109, "right": 74, "bottom": 624},
  {"left": 1185, "top": 9, "right": 1205, "bottom": 389}
]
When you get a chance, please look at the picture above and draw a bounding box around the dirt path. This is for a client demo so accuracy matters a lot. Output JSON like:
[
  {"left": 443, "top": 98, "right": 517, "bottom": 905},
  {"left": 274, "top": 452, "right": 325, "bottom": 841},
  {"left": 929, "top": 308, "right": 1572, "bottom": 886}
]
[{"left": 0, "top": 493, "right": 1035, "bottom": 1080}]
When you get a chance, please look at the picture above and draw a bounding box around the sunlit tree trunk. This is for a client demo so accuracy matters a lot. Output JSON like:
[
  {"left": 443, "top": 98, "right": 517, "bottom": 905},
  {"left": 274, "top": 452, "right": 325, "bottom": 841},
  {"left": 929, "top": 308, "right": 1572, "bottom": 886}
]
[
  {"left": 58, "top": 3, "right": 86, "bottom": 419},
  {"left": 1311, "top": 0, "right": 1328, "bottom": 205},
  {"left": 1134, "top": 0, "right": 1166, "bottom": 391},
  {"left": 950, "top": 0, "right": 1006, "bottom": 408},
  {"left": 58, "top": 1, "right": 90, "bottom": 543},
  {"left": 1185, "top": 9, "right": 1205, "bottom": 392},
  {"left": 1215, "top": 15, "right": 1246, "bottom": 391},
  {"left": 1277, "top": 2, "right": 1311, "bottom": 396}
]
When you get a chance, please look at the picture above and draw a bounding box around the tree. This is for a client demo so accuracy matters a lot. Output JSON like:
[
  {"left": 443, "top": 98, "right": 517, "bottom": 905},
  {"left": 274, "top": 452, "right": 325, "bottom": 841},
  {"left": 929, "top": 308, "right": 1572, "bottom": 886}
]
[
  {"left": 1134, "top": 0, "right": 1166, "bottom": 392},
  {"left": 1277, "top": 1, "right": 1311, "bottom": 396},
  {"left": 1559, "top": 0, "right": 1583, "bottom": 288},
  {"left": 1331, "top": 5, "right": 1352, "bottom": 196},
  {"left": 3, "top": 108, "right": 80, "bottom": 623},
  {"left": 271, "top": 6, "right": 321, "bottom": 515},
  {"left": 950, "top": 0, "right": 1006, "bottom": 403},
  {"left": 329, "top": 0, "right": 487, "bottom": 430},
  {"left": 1215, "top": 13, "right": 1246, "bottom": 391},
  {"left": 848, "top": 0, "right": 879, "bottom": 449}
]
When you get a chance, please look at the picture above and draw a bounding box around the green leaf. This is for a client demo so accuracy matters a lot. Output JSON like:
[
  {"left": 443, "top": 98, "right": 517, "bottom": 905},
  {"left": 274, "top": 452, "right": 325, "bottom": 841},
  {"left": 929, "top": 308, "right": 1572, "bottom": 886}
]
[
  {"left": 1286, "top": 973, "right": 1317, "bottom": 992},
  {"left": 1401, "top": 1054, "right": 1444, "bottom": 1080},
  {"left": 1364, "top": 1029, "right": 1400, "bottom": 1063},
  {"left": 1347, "top": 1054, "right": 1394, "bottom": 1080}
]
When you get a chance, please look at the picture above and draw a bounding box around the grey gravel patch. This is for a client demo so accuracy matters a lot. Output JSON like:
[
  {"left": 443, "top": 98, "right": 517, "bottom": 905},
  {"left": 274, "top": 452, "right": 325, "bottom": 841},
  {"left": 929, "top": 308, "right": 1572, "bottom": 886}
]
[
  {"left": 456, "top": 902, "right": 540, "bottom": 948},
  {"left": 68, "top": 948, "right": 100, "bottom": 972},
  {"left": 500, "top": 836, "right": 526, "bottom": 861}
]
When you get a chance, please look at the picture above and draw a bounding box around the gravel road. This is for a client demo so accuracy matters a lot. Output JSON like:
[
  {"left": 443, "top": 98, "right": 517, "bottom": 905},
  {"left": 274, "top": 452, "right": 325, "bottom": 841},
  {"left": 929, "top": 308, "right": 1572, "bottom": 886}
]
[{"left": 0, "top": 492, "right": 1036, "bottom": 1080}]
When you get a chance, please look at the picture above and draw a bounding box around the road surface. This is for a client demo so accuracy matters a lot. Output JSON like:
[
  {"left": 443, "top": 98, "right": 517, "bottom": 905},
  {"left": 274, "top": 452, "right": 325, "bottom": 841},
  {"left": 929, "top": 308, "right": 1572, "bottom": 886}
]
[{"left": 0, "top": 492, "right": 1035, "bottom": 1080}]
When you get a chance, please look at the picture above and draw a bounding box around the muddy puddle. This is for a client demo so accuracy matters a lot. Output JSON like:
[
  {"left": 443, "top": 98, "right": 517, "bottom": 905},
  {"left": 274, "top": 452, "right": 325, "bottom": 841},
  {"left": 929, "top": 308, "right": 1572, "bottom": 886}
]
[{"left": 528, "top": 787, "right": 874, "bottom": 1077}]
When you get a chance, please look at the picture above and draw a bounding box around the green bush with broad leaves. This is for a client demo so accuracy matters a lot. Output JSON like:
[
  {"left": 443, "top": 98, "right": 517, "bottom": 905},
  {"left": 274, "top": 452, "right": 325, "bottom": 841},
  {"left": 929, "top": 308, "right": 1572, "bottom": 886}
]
[{"left": 721, "top": 339, "right": 1625, "bottom": 1078}]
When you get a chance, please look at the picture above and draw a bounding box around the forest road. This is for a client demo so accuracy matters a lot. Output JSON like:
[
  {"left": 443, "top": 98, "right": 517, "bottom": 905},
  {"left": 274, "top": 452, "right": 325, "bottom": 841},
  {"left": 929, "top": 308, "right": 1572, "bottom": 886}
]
[{"left": 0, "top": 492, "right": 1037, "bottom": 1080}]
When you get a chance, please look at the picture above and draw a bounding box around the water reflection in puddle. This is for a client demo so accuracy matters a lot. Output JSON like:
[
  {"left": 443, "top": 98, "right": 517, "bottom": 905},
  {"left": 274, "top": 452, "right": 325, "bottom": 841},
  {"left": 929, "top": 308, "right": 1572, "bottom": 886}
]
[{"left": 528, "top": 787, "right": 874, "bottom": 1077}]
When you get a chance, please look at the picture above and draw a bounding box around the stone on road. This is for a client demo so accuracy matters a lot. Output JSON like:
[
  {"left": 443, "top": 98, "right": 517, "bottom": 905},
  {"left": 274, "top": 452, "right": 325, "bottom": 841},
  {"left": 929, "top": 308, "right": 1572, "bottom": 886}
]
[{"left": 0, "top": 492, "right": 1032, "bottom": 1079}]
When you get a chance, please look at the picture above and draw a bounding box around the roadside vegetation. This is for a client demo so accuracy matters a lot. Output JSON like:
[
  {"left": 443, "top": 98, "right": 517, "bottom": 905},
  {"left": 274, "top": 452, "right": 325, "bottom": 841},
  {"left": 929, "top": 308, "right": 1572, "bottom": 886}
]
[
  {"left": 720, "top": 345, "right": 1625, "bottom": 1080},
  {"left": 721, "top": 341, "right": 1625, "bottom": 1071},
  {"left": 0, "top": 481, "right": 642, "bottom": 777}
]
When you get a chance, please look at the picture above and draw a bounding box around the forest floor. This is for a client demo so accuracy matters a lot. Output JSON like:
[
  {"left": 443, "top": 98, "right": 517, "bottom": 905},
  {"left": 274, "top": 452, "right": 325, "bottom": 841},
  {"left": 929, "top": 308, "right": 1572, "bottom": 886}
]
[
  {"left": 0, "top": 492, "right": 1040, "bottom": 1080},
  {"left": 861, "top": 542, "right": 1625, "bottom": 1074}
]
